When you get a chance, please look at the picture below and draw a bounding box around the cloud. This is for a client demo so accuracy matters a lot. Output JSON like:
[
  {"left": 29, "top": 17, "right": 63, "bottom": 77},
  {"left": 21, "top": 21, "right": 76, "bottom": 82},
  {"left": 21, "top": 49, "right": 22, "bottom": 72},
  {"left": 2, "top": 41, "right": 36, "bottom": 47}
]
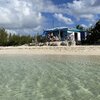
[
  {"left": 6, "top": 29, "right": 17, "bottom": 34},
  {"left": 0, "top": 0, "right": 100, "bottom": 34},
  {"left": 0, "top": 0, "right": 49, "bottom": 34},
  {"left": 79, "top": 14, "right": 96, "bottom": 22},
  {"left": 0, "top": 0, "right": 66, "bottom": 34},
  {"left": 54, "top": 13, "right": 73, "bottom": 24},
  {"left": 67, "top": 0, "right": 100, "bottom": 18},
  {"left": 67, "top": 0, "right": 100, "bottom": 14},
  {"left": 0, "top": 0, "right": 45, "bottom": 28},
  {"left": 81, "top": 24, "right": 88, "bottom": 28}
]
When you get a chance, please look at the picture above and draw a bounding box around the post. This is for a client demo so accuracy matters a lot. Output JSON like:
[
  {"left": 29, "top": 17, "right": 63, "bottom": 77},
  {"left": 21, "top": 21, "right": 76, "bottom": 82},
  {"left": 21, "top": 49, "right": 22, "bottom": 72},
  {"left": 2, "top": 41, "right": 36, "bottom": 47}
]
[
  {"left": 58, "top": 30, "right": 60, "bottom": 41},
  {"left": 35, "top": 33, "right": 38, "bottom": 45}
]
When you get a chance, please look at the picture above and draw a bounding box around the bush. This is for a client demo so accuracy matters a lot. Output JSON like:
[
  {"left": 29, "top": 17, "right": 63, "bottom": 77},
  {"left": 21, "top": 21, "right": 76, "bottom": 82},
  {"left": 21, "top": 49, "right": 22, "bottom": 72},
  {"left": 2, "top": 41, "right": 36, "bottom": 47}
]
[
  {"left": 50, "top": 43, "right": 58, "bottom": 46},
  {"left": 60, "top": 42, "right": 67, "bottom": 46}
]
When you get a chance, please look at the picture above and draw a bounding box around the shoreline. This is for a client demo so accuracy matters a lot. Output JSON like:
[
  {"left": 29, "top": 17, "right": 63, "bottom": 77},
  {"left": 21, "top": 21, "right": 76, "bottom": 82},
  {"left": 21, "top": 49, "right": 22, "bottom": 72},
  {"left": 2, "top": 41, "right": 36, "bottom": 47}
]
[{"left": 0, "top": 46, "right": 100, "bottom": 55}]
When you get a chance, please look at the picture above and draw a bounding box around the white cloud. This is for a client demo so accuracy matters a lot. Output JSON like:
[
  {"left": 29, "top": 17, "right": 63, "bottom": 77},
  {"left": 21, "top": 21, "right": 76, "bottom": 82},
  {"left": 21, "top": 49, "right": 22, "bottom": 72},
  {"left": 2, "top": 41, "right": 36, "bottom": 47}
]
[
  {"left": 30, "top": 0, "right": 68, "bottom": 14},
  {"left": 0, "top": 0, "right": 65, "bottom": 34},
  {"left": 6, "top": 0, "right": 44, "bottom": 26},
  {"left": 65, "top": 0, "right": 100, "bottom": 25},
  {"left": 81, "top": 24, "right": 88, "bottom": 28},
  {"left": 67, "top": 0, "right": 100, "bottom": 14},
  {"left": 54, "top": 13, "right": 73, "bottom": 24},
  {"left": 0, "top": 0, "right": 100, "bottom": 34},
  {"left": 67, "top": 0, "right": 100, "bottom": 17},
  {"left": 6, "top": 29, "right": 17, "bottom": 34},
  {"left": 0, "top": 0, "right": 49, "bottom": 34},
  {"left": 80, "top": 14, "right": 94, "bottom": 19},
  {"left": 79, "top": 14, "right": 96, "bottom": 22}
]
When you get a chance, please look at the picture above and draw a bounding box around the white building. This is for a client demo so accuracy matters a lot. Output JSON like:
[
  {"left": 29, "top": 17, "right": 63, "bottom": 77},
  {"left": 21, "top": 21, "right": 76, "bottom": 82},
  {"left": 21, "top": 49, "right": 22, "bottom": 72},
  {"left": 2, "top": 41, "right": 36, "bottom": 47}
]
[{"left": 43, "top": 27, "right": 87, "bottom": 45}]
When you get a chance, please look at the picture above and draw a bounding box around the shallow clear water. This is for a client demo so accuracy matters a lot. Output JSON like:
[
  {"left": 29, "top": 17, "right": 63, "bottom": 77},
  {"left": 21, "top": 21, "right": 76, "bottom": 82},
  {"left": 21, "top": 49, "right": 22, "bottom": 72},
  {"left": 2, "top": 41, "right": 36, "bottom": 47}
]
[{"left": 0, "top": 55, "right": 100, "bottom": 100}]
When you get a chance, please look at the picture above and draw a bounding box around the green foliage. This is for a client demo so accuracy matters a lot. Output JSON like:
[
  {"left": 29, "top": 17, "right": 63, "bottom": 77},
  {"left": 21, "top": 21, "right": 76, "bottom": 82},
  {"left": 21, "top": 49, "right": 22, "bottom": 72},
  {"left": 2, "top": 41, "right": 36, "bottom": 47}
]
[
  {"left": 37, "top": 35, "right": 47, "bottom": 43},
  {"left": 0, "top": 28, "right": 33, "bottom": 46},
  {"left": 0, "top": 28, "right": 48, "bottom": 46},
  {"left": 33, "top": 34, "right": 47, "bottom": 43},
  {"left": 20, "top": 35, "right": 33, "bottom": 45},
  {"left": 86, "top": 20, "right": 100, "bottom": 44},
  {"left": 7, "top": 34, "right": 33, "bottom": 46},
  {"left": 76, "top": 25, "right": 85, "bottom": 30},
  {"left": 0, "top": 28, "right": 8, "bottom": 46}
]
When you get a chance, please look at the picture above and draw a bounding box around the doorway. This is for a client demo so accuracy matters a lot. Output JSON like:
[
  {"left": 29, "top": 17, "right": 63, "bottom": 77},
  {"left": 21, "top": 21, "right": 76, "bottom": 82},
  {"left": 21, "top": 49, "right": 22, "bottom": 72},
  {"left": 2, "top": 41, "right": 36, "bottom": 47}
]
[{"left": 74, "top": 32, "right": 78, "bottom": 41}]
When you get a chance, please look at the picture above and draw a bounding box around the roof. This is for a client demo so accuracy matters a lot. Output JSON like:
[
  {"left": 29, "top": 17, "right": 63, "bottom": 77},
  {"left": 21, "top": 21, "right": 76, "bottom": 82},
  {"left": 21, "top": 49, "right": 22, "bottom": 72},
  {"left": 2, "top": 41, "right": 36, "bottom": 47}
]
[
  {"left": 44, "top": 27, "right": 68, "bottom": 32},
  {"left": 44, "top": 27, "right": 86, "bottom": 32},
  {"left": 43, "top": 27, "right": 86, "bottom": 35},
  {"left": 68, "top": 28, "right": 86, "bottom": 32}
]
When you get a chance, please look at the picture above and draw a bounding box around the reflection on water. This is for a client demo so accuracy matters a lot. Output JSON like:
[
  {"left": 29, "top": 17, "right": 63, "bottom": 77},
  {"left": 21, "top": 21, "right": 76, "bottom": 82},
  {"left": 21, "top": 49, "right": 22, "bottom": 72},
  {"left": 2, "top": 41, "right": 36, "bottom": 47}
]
[{"left": 0, "top": 55, "right": 100, "bottom": 100}]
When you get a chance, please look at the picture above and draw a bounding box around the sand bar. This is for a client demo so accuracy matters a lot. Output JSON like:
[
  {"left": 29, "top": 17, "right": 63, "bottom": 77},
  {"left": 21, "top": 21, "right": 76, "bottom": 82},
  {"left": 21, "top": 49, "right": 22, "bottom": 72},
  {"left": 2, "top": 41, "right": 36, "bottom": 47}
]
[{"left": 0, "top": 46, "right": 100, "bottom": 55}]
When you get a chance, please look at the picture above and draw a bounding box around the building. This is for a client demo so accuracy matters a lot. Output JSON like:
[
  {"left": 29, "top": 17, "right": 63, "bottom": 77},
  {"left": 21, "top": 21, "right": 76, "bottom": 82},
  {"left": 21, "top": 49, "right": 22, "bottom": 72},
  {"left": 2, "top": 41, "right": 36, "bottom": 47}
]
[{"left": 43, "top": 27, "right": 87, "bottom": 46}]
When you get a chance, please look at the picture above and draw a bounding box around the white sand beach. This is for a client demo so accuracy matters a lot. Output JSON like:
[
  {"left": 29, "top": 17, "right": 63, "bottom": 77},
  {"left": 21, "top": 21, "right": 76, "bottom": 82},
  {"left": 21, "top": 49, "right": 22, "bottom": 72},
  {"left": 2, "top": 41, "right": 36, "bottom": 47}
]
[{"left": 0, "top": 46, "right": 100, "bottom": 55}]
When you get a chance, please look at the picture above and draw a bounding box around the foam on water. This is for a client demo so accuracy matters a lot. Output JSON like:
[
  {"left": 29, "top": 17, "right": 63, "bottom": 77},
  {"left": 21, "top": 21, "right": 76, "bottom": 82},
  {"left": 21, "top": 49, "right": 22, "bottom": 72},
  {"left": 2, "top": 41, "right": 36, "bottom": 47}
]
[{"left": 0, "top": 55, "right": 100, "bottom": 100}]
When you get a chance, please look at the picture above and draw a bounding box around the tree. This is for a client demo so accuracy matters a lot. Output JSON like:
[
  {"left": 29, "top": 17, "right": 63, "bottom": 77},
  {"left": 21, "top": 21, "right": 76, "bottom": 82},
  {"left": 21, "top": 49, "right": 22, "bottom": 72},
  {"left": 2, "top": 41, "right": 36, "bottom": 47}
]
[
  {"left": 0, "top": 27, "right": 34, "bottom": 46},
  {"left": 86, "top": 20, "right": 100, "bottom": 44},
  {"left": 0, "top": 28, "right": 8, "bottom": 46},
  {"left": 33, "top": 33, "right": 47, "bottom": 43},
  {"left": 76, "top": 25, "right": 84, "bottom": 30},
  {"left": 20, "top": 35, "right": 33, "bottom": 45}
]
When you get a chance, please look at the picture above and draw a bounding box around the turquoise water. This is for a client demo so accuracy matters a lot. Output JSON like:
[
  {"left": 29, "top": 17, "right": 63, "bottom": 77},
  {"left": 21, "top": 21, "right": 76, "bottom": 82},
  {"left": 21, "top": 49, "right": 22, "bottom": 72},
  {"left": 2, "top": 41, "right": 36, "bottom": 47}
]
[{"left": 0, "top": 55, "right": 100, "bottom": 100}]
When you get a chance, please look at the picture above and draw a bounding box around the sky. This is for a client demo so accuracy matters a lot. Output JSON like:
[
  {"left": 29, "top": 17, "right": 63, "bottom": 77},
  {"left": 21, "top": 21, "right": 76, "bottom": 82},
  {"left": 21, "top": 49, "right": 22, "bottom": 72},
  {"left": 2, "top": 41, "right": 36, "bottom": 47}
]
[{"left": 0, "top": 0, "right": 100, "bottom": 35}]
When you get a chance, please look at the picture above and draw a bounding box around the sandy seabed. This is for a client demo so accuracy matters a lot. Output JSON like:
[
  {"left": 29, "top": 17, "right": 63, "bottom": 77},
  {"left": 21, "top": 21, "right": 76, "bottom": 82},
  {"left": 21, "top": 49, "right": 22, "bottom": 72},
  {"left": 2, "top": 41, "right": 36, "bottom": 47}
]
[{"left": 0, "top": 46, "right": 100, "bottom": 55}]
